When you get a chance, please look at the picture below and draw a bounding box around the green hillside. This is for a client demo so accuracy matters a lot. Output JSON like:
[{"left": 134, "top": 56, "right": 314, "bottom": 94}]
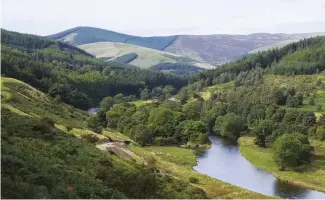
[
  {"left": 173, "top": 36, "right": 325, "bottom": 191},
  {"left": 78, "top": 42, "right": 215, "bottom": 71},
  {"left": 1, "top": 29, "right": 187, "bottom": 108},
  {"left": 1, "top": 77, "right": 212, "bottom": 199},
  {"left": 1, "top": 76, "right": 269, "bottom": 199}
]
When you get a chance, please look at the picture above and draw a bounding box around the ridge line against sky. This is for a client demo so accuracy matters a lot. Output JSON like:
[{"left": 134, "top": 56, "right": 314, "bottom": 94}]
[{"left": 1, "top": 0, "right": 325, "bottom": 36}]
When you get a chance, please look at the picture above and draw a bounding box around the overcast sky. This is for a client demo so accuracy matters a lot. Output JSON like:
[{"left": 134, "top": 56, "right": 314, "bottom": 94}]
[{"left": 2, "top": 0, "right": 325, "bottom": 36}]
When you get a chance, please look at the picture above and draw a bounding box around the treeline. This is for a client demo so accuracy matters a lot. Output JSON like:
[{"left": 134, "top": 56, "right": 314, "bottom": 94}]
[
  {"left": 189, "top": 36, "right": 325, "bottom": 86},
  {"left": 1, "top": 29, "right": 187, "bottom": 109},
  {"left": 88, "top": 97, "right": 209, "bottom": 147},
  {"left": 150, "top": 62, "right": 202, "bottom": 75}
]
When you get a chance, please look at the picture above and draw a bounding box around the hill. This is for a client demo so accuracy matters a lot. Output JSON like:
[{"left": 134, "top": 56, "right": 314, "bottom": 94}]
[
  {"left": 1, "top": 29, "right": 188, "bottom": 108},
  {"left": 0, "top": 77, "right": 206, "bottom": 199},
  {"left": 78, "top": 42, "right": 215, "bottom": 70},
  {"left": 1, "top": 76, "right": 269, "bottom": 199},
  {"left": 48, "top": 26, "right": 325, "bottom": 64}
]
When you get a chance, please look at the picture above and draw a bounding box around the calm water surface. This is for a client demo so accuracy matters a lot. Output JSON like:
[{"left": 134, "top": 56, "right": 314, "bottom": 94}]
[{"left": 193, "top": 136, "right": 325, "bottom": 199}]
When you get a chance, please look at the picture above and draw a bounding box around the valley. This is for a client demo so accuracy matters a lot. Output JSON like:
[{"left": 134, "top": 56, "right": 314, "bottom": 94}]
[{"left": 2, "top": 26, "right": 325, "bottom": 199}]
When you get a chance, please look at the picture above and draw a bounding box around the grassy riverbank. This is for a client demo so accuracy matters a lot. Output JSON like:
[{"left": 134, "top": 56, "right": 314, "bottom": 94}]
[
  {"left": 238, "top": 136, "right": 325, "bottom": 193},
  {"left": 129, "top": 145, "right": 273, "bottom": 199}
]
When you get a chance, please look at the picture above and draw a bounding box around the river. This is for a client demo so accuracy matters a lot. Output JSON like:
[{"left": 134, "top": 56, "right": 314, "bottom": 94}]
[{"left": 193, "top": 136, "right": 325, "bottom": 199}]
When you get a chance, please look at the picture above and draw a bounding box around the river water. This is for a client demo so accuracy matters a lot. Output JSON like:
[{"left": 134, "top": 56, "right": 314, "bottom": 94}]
[{"left": 193, "top": 136, "right": 325, "bottom": 199}]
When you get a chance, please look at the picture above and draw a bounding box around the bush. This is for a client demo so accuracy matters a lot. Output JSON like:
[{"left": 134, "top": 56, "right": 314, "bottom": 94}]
[
  {"left": 40, "top": 117, "right": 55, "bottom": 126},
  {"left": 65, "top": 125, "right": 73, "bottom": 131},
  {"left": 188, "top": 177, "right": 199, "bottom": 183},
  {"left": 316, "top": 104, "right": 323, "bottom": 112},
  {"left": 81, "top": 134, "right": 99, "bottom": 143}
]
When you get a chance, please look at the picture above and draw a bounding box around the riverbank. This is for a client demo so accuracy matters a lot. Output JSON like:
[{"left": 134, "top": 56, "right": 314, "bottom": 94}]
[
  {"left": 238, "top": 136, "right": 325, "bottom": 193},
  {"left": 129, "top": 145, "right": 272, "bottom": 199}
]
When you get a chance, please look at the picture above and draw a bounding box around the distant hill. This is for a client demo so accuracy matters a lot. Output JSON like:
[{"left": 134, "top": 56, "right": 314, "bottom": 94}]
[
  {"left": 78, "top": 42, "right": 215, "bottom": 70},
  {"left": 48, "top": 26, "right": 325, "bottom": 64}
]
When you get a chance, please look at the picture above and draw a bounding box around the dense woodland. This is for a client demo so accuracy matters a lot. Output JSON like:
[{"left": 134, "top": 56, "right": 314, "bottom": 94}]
[{"left": 1, "top": 29, "right": 187, "bottom": 109}]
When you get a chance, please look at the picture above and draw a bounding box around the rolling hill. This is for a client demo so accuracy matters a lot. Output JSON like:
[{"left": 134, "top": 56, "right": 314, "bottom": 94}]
[
  {"left": 48, "top": 26, "right": 325, "bottom": 64},
  {"left": 78, "top": 42, "right": 215, "bottom": 70}
]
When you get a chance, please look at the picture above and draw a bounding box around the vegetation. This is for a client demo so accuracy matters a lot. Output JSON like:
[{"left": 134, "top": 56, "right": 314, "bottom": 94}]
[
  {"left": 49, "top": 26, "right": 178, "bottom": 50},
  {"left": 78, "top": 41, "right": 213, "bottom": 74},
  {"left": 239, "top": 137, "right": 325, "bottom": 192},
  {"left": 273, "top": 133, "right": 313, "bottom": 170},
  {"left": 1, "top": 77, "right": 211, "bottom": 199},
  {"left": 1, "top": 29, "right": 187, "bottom": 109}
]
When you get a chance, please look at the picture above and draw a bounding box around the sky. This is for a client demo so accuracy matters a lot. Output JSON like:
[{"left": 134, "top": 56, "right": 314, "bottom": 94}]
[{"left": 1, "top": 0, "right": 325, "bottom": 36}]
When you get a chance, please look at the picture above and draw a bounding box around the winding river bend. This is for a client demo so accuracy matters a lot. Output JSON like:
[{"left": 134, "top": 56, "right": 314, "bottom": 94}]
[{"left": 194, "top": 136, "right": 325, "bottom": 199}]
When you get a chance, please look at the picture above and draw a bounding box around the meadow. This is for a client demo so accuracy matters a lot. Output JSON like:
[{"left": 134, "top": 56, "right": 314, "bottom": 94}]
[{"left": 239, "top": 136, "right": 325, "bottom": 192}]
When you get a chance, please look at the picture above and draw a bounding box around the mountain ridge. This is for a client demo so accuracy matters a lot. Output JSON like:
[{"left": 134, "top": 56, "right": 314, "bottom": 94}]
[{"left": 48, "top": 26, "right": 325, "bottom": 64}]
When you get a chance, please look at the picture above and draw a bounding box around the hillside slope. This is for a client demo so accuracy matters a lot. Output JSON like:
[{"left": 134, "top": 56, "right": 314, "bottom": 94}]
[
  {"left": 1, "top": 29, "right": 188, "bottom": 107},
  {"left": 1, "top": 77, "right": 269, "bottom": 199},
  {"left": 49, "top": 26, "right": 325, "bottom": 64},
  {"left": 0, "top": 77, "right": 204, "bottom": 199},
  {"left": 78, "top": 42, "right": 215, "bottom": 70}
]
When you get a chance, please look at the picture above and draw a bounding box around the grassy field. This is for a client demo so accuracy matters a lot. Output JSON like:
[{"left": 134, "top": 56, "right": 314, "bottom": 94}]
[
  {"left": 78, "top": 42, "right": 215, "bottom": 69},
  {"left": 130, "top": 99, "right": 153, "bottom": 107},
  {"left": 130, "top": 145, "right": 271, "bottom": 199},
  {"left": 143, "top": 146, "right": 197, "bottom": 166},
  {"left": 199, "top": 81, "right": 234, "bottom": 101},
  {"left": 1, "top": 77, "right": 89, "bottom": 128},
  {"left": 239, "top": 136, "right": 325, "bottom": 192}
]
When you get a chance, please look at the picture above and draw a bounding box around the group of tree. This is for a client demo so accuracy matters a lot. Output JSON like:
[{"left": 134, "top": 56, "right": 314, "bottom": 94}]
[
  {"left": 88, "top": 99, "right": 209, "bottom": 146},
  {"left": 172, "top": 36, "right": 325, "bottom": 170},
  {"left": 1, "top": 29, "right": 188, "bottom": 110}
]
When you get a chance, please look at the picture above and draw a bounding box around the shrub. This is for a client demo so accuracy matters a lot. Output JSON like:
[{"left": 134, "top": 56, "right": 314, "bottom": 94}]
[
  {"left": 40, "top": 117, "right": 55, "bottom": 126},
  {"left": 81, "top": 134, "right": 99, "bottom": 143},
  {"left": 188, "top": 177, "right": 199, "bottom": 184}
]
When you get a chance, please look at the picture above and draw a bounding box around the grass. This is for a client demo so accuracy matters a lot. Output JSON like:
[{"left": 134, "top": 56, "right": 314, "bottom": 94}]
[
  {"left": 78, "top": 42, "right": 214, "bottom": 69},
  {"left": 1, "top": 77, "right": 89, "bottom": 128},
  {"left": 130, "top": 99, "right": 153, "bottom": 107},
  {"left": 102, "top": 129, "right": 135, "bottom": 142},
  {"left": 238, "top": 136, "right": 325, "bottom": 193},
  {"left": 143, "top": 146, "right": 197, "bottom": 166},
  {"left": 129, "top": 145, "right": 271, "bottom": 199},
  {"left": 199, "top": 81, "right": 234, "bottom": 101}
]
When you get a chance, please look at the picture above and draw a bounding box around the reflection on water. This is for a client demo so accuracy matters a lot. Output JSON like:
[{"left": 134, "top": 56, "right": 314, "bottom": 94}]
[
  {"left": 193, "top": 136, "right": 325, "bottom": 199},
  {"left": 88, "top": 107, "right": 99, "bottom": 114}
]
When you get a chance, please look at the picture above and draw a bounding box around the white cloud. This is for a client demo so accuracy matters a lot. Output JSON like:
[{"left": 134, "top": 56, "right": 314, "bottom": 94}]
[{"left": 1, "top": 0, "right": 325, "bottom": 36}]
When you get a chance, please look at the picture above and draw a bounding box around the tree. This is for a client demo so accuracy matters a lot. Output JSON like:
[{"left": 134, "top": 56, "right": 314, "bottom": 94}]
[
  {"left": 273, "top": 133, "right": 313, "bottom": 170},
  {"left": 182, "top": 101, "right": 202, "bottom": 120},
  {"left": 302, "top": 112, "right": 316, "bottom": 127},
  {"left": 178, "top": 120, "right": 208, "bottom": 144},
  {"left": 253, "top": 120, "right": 275, "bottom": 147},
  {"left": 214, "top": 113, "right": 247, "bottom": 140},
  {"left": 140, "top": 88, "right": 151, "bottom": 100},
  {"left": 130, "top": 125, "right": 153, "bottom": 146},
  {"left": 100, "top": 96, "right": 114, "bottom": 111},
  {"left": 308, "top": 97, "right": 315, "bottom": 106},
  {"left": 148, "top": 107, "right": 182, "bottom": 139},
  {"left": 87, "top": 115, "right": 103, "bottom": 133}
]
